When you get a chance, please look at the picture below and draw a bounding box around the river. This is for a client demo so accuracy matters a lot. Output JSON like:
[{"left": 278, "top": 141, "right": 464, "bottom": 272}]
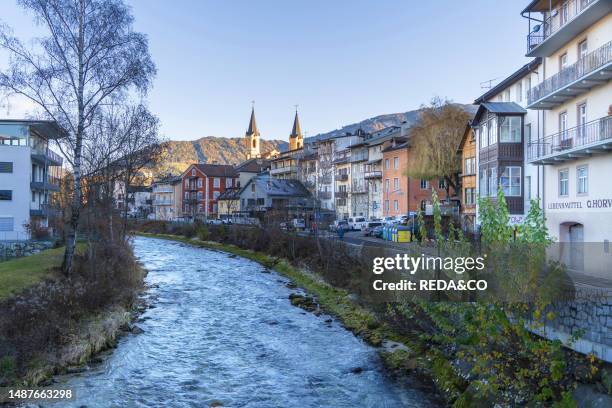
[{"left": 42, "top": 236, "right": 435, "bottom": 407}]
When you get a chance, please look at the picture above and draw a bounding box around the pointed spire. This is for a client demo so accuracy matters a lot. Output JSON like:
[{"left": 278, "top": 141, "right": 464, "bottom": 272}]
[
  {"left": 246, "top": 106, "right": 259, "bottom": 137},
  {"left": 290, "top": 109, "right": 302, "bottom": 139}
]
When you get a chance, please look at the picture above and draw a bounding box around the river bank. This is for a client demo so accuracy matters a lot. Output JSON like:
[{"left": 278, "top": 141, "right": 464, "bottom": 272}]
[{"left": 0, "top": 239, "right": 146, "bottom": 388}]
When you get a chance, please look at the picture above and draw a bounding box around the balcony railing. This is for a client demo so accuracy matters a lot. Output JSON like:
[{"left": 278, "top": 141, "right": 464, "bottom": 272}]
[
  {"left": 349, "top": 153, "right": 368, "bottom": 162},
  {"left": 318, "top": 191, "right": 332, "bottom": 200},
  {"left": 153, "top": 186, "right": 174, "bottom": 193},
  {"left": 527, "top": 40, "right": 612, "bottom": 106},
  {"left": 31, "top": 147, "right": 63, "bottom": 166},
  {"left": 352, "top": 184, "right": 367, "bottom": 194},
  {"left": 335, "top": 174, "right": 348, "bottom": 182},
  {"left": 153, "top": 199, "right": 174, "bottom": 206},
  {"left": 527, "top": 0, "right": 597, "bottom": 52},
  {"left": 335, "top": 191, "right": 348, "bottom": 198},
  {"left": 30, "top": 203, "right": 60, "bottom": 217},
  {"left": 364, "top": 171, "right": 382, "bottom": 179},
  {"left": 30, "top": 175, "right": 61, "bottom": 191},
  {"left": 528, "top": 115, "right": 612, "bottom": 163},
  {"left": 319, "top": 174, "right": 332, "bottom": 184}
]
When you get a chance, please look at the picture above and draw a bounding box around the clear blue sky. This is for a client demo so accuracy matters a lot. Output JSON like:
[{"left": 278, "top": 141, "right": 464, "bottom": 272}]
[{"left": 0, "top": 0, "right": 532, "bottom": 141}]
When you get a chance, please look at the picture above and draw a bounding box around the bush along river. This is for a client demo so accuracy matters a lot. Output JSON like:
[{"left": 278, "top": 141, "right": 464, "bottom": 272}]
[{"left": 39, "top": 236, "right": 437, "bottom": 407}]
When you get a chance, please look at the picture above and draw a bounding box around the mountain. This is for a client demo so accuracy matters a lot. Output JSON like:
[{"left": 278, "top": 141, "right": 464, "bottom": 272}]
[
  {"left": 153, "top": 137, "right": 287, "bottom": 176},
  {"left": 306, "top": 104, "right": 477, "bottom": 142}
]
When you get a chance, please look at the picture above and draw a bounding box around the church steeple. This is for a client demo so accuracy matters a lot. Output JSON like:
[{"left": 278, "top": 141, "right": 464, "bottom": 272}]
[
  {"left": 245, "top": 105, "right": 260, "bottom": 159},
  {"left": 289, "top": 109, "right": 303, "bottom": 150}
]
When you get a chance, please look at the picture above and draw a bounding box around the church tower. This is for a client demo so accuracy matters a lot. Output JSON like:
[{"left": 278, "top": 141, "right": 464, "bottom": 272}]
[
  {"left": 289, "top": 109, "right": 303, "bottom": 151},
  {"left": 245, "top": 107, "right": 260, "bottom": 159}
]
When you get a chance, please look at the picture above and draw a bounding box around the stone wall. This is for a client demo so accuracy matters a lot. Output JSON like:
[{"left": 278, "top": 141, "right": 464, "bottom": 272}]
[{"left": 0, "top": 241, "right": 55, "bottom": 262}]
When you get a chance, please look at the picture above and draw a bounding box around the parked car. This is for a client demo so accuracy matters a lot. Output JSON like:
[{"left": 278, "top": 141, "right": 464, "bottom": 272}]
[
  {"left": 206, "top": 218, "right": 223, "bottom": 225},
  {"left": 329, "top": 220, "right": 350, "bottom": 232},
  {"left": 292, "top": 218, "right": 306, "bottom": 230},
  {"left": 349, "top": 216, "right": 367, "bottom": 230},
  {"left": 372, "top": 225, "right": 384, "bottom": 238},
  {"left": 362, "top": 221, "right": 382, "bottom": 236}
]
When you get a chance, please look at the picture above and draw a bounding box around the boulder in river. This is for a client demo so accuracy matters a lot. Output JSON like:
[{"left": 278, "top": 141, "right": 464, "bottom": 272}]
[{"left": 288, "top": 293, "right": 318, "bottom": 312}]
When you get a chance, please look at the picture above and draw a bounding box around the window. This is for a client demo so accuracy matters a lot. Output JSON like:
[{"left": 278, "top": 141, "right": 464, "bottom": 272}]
[
  {"left": 251, "top": 183, "right": 255, "bottom": 192},
  {"left": 420, "top": 200, "right": 427, "bottom": 211},
  {"left": 0, "top": 162, "right": 13, "bottom": 173},
  {"left": 577, "top": 166, "right": 588, "bottom": 194},
  {"left": 500, "top": 166, "right": 521, "bottom": 197},
  {"left": 517, "top": 82, "right": 522, "bottom": 102},
  {"left": 0, "top": 217, "right": 14, "bottom": 232},
  {"left": 32, "top": 191, "right": 35, "bottom": 202},
  {"left": 499, "top": 116, "right": 521, "bottom": 142},
  {"left": 393, "top": 178, "right": 399, "bottom": 190},
  {"left": 384, "top": 200, "right": 389, "bottom": 211},
  {"left": 503, "top": 90, "right": 511, "bottom": 102},
  {"left": 226, "top": 178, "right": 233, "bottom": 188},
  {"left": 393, "top": 200, "right": 398, "bottom": 211},
  {"left": 525, "top": 123, "right": 532, "bottom": 145},
  {"left": 197, "top": 178, "right": 202, "bottom": 188},
  {"left": 0, "top": 190, "right": 12, "bottom": 201},
  {"left": 385, "top": 179, "right": 390, "bottom": 192},
  {"left": 559, "top": 53, "right": 568, "bottom": 71},
  {"left": 577, "top": 103, "right": 587, "bottom": 142},
  {"left": 488, "top": 167, "right": 497, "bottom": 197},
  {"left": 393, "top": 157, "right": 398, "bottom": 169},
  {"left": 420, "top": 179, "right": 429, "bottom": 189},
  {"left": 184, "top": 192, "right": 189, "bottom": 199},
  {"left": 385, "top": 159, "right": 390, "bottom": 169},
  {"left": 578, "top": 40, "right": 588, "bottom": 59},
  {"left": 372, "top": 183, "right": 377, "bottom": 193},
  {"left": 197, "top": 191, "right": 203, "bottom": 200},
  {"left": 438, "top": 179, "right": 445, "bottom": 189},
  {"left": 559, "top": 112, "right": 569, "bottom": 141},
  {"left": 480, "top": 122, "right": 488, "bottom": 148},
  {"left": 184, "top": 179, "right": 188, "bottom": 188},
  {"left": 191, "top": 169, "right": 196, "bottom": 176},
  {"left": 213, "top": 191, "right": 220, "bottom": 200},
  {"left": 559, "top": 169, "right": 569, "bottom": 196},
  {"left": 256, "top": 198, "right": 264, "bottom": 205},
  {"left": 464, "top": 188, "right": 475, "bottom": 206},
  {"left": 213, "top": 178, "right": 220, "bottom": 188},
  {"left": 479, "top": 168, "right": 487, "bottom": 197}
]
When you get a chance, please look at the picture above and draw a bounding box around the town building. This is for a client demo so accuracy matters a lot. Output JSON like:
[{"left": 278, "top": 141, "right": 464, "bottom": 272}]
[
  {"left": 151, "top": 176, "right": 182, "bottom": 221},
  {"left": 0, "top": 120, "right": 64, "bottom": 240},
  {"left": 234, "top": 158, "right": 270, "bottom": 188},
  {"left": 473, "top": 58, "right": 543, "bottom": 226},
  {"left": 457, "top": 124, "right": 477, "bottom": 231},
  {"left": 314, "top": 137, "right": 335, "bottom": 211},
  {"left": 523, "top": 0, "right": 612, "bottom": 276},
  {"left": 181, "top": 163, "right": 238, "bottom": 219},
  {"left": 217, "top": 187, "right": 241, "bottom": 219},
  {"left": 239, "top": 173, "right": 312, "bottom": 215},
  {"left": 349, "top": 141, "right": 369, "bottom": 217},
  {"left": 270, "top": 111, "right": 305, "bottom": 180}
]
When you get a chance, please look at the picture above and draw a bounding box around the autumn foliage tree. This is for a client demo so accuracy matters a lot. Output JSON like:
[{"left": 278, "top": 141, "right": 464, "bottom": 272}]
[{"left": 405, "top": 98, "right": 472, "bottom": 199}]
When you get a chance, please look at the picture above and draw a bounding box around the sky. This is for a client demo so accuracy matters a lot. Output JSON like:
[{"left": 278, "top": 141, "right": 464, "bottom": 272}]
[{"left": 0, "top": 0, "right": 533, "bottom": 141}]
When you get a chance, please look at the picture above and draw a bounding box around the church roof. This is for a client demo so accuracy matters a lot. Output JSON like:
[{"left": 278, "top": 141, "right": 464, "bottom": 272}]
[
  {"left": 246, "top": 107, "right": 259, "bottom": 137},
  {"left": 290, "top": 110, "right": 302, "bottom": 139}
]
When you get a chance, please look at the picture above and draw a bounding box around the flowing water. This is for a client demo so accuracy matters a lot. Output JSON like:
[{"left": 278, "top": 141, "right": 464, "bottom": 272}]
[{"left": 42, "top": 236, "right": 435, "bottom": 407}]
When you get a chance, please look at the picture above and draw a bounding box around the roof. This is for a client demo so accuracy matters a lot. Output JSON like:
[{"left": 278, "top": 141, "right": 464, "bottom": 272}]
[
  {"left": 245, "top": 107, "right": 259, "bottom": 137},
  {"left": 235, "top": 158, "right": 270, "bottom": 173},
  {"left": 241, "top": 175, "right": 311, "bottom": 198},
  {"left": 456, "top": 123, "right": 474, "bottom": 154},
  {"left": 153, "top": 175, "right": 181, "bottom": 185},
  {"left": 382, "top": 142, "right": 409, "bottom": 153},
  {"left": 218, "top": 187, "right": 241, "bottom": 201},
  {"left": 521, "top": 0, "right": 557, "bottom": 14},
  {"left": 474, "top": 58, "right": 541, "bottom": 104},
  {"left": 0, "top": 119, "right": 68, "bottom": 140},
  {"left": 290, "top": 111, "right": 302, "bottom": 138},
  {"left": 472, "top": 102, "right": 527, "bottom": 124},
  {"left": 183, "top": 163, "right": 237, "bottom": 178}
]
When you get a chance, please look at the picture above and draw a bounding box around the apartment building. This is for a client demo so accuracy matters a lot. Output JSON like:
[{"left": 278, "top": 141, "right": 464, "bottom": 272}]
[
  {"left": 349, "top": 141, "right": 369, "bottom": 217},
  {"left": 382, "top": 138, "right": 409, "bottom": 218},
  {"left": 0, "top": 120, "right": 64, "bottom": 240},
  {"left": 315, "top": 137, "right": 335, "bottom": 211},
  {"left": 152, "top": 176, "right": 182, "bottom": 221},
  {"left": 523, "top": 0, "right": 612, "bottom": 276},
  {"left": 181, "top": 163, "right": 238, "bottom": 218},
  {"left": 473, "top": 59, "right": 543, "bottom": 226},
  {"left": 334, "top": 149, "right": 351, "bottom": 219}
]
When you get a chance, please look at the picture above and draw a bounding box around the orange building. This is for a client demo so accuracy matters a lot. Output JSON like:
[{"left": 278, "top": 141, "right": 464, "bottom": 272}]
[
  {"left": 381, "top": 137, "right": 449, "bottom": 217},
  {"left": 457, "top": 124, "right": 477, "bottom": 231}
]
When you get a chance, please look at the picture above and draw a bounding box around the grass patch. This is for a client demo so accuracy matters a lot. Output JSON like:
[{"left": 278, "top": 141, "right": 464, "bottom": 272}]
[{"left": 0, "top": 247, "right": 67, "bottom": 300}]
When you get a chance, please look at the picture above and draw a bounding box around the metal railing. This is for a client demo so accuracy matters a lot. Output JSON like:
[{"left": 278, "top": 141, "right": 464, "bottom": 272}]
[
  {"left": 349, "top": 152, "right": 368, "bottom": 162},
  {"left": 364, "top": 171, "right": 382, "bottom": 179},
  {"left": 153, "top": 199, "right": 175, "bottom": 206},
  {"left": 335, "top": 191, "right": 348, "bottom": 198},
  {"left": 318, "top": 191, "right": 332, "bottom": 200},
  {"left": 528, "top": 40, "right": 612, "bottom": 104},
  {"left": 32, "top": 147, "right": 64, "bottom": 165},
  {"left": 528, "top": 115, "right": 612, "bottom": 160},
  {"left": 335, "top": 174, "right": 348, "bottom": 181},
  {"left": 527, "top": 0, "right": 597, "bottom": 51}
]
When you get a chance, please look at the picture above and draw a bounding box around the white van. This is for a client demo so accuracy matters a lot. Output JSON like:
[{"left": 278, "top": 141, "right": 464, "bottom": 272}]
[{"left": 349, "top": 217, "right": 367, "bottom": 230}]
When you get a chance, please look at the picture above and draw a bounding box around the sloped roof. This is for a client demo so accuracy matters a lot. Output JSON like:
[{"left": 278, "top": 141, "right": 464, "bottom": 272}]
[
  {"left": 241, "top": 175, "right": 311, "bottom": 198},
  {"left": 187, "top": 163, "right": 237, "bottom": 178},
  {"left": 218, "top": 187, "right": 241, "bottom": 201},
  {"left": 246, "top": 107, "right": 259, "bottom": 137},
  {"left": 235, "top": 158, "right": 270, "bottom": 173},
  {"left": 474, "top": 58, "right": 541, "bottom": 104},
  {"left": 290, "top": 111, "right": 302, "bottom": 138},
  {"left": 472, "top": 102, "right": 526, "bottom": 124}
]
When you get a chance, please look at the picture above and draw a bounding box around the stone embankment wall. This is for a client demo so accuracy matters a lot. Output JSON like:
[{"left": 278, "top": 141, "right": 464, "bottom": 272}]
[{"left": 0, "top": 241, "right": 55, "bottom": 261}]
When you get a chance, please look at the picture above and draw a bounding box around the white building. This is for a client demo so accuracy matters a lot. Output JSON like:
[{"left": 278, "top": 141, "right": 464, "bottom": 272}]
[
  {"left": 523, "top": 0, "right": 612, "bottom": 277},
  {"left": 0, "top": 120, "right": 64, "bottom": 240},
  {"left": 152, "top": 176, "right": 182, "bottom": 221}
]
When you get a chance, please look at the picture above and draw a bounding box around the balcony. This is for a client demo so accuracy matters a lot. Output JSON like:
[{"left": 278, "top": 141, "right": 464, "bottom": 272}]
[
  {"left": 352, "top": 184, "right": 368, "bottom": 194},
  {"left": 30, "top": 204, "right": 60, "bottom": 217},
  {"left": 335, "top": 191, "right": 348, "bottom": 198},
  {"left": 526, "top": 0, "right": 611, "bottom": 57},
  {"left": 153, "top": 199, "right": 174, "bottom": 206},
  {"left": 270, "top": 165, "right": 297, "bottom": 175},
  {"left": 30, "top": 175, "right": 60, "bottom": 192},
  {"left": 528, "top": 115, "right": 611, "bottom": 164},
  {"left": 349, "top": 152, "right": 368, "bottom": 163},
  {"left": 335, "top": 173, "right": 348, "bottom": 182},
  {"left": 319, "top": 174, "right": 332, "bottom": 184},
  {"left": 364, "top": 171, "right": 382, "bottom": 179},
  {"left": 153, "top": 186, "right": 174, "bottom": 193},
  {"left": 31, "top": 147, "right": 63, "bottom": 166},
  {"left": 527, "top": 41, "right": 612, "bottom": 109}
]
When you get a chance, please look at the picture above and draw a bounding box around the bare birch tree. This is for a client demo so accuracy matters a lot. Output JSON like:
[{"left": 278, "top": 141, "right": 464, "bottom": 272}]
[{"left": 0, "top": 0, "right": 155, "bottom": 274}]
